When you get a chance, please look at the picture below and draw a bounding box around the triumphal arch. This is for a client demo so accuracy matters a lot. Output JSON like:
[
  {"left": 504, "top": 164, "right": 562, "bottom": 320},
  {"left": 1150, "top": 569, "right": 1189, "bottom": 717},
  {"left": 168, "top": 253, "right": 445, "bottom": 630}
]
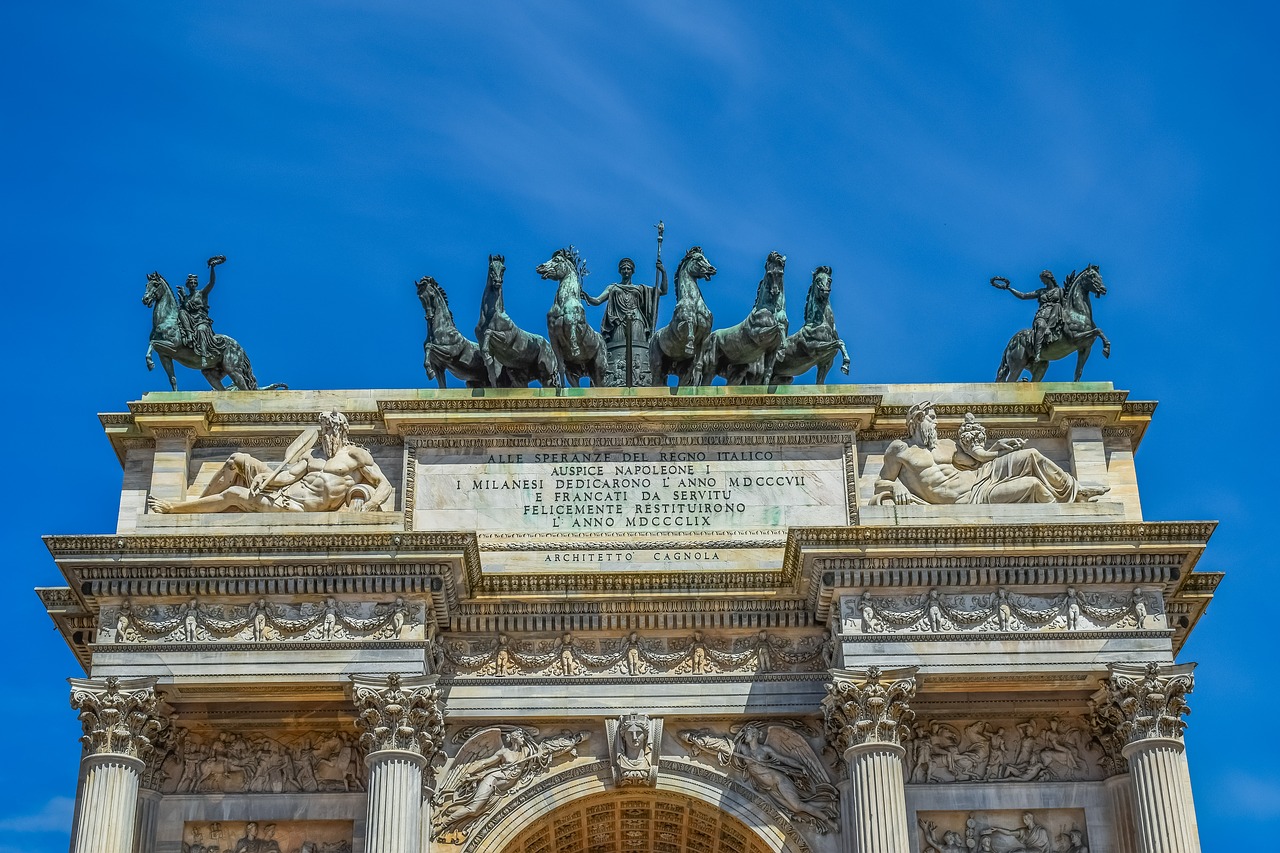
[{"left": 40, "top": 382, "right": 1216, "bottom": 853}]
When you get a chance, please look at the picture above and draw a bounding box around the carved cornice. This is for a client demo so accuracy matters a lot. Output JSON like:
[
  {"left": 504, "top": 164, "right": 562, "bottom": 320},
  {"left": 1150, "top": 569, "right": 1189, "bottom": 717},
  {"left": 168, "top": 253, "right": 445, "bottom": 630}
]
[
  {"left": 823, "top": 666, "right": 918, "bottom": 752},
  {"left": 45, "top": 531, "right": 476, "bottom": 556},
  {"left": 349, "top": 674, "right": 446, "bottom": 758},
  {"left": 69, "top": 676, "right": 169, "bottom": 760},
  {"left": 379, "top": 392, "right": 883, "bottom": 416}
]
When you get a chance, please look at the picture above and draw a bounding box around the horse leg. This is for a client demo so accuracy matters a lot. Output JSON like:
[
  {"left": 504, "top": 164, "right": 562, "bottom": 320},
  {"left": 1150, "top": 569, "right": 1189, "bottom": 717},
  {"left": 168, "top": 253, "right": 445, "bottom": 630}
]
[
  {"left": 202, "top": 368, "right": 229, "bottom": 391},
  {"left": 145, "top": 341, "right": 156, "bottom": 371},
  {"left": 159, "top": 355, "right": 179, "bottom": 391},
  {"left": 816, "top": 358, "right": 830, "bottom": 385},
  {"left": 1097, "top": 328, "right": 1112, "bottom": 358},
  {"left": 1030, "top": 359, "right": 1050, "bottom": 382},
  {"left": 480, "top": 333, "right": 502, "bottom": 387},
  {"left": 1073, "top": 346, "right": 1091, "bottom": 382}
]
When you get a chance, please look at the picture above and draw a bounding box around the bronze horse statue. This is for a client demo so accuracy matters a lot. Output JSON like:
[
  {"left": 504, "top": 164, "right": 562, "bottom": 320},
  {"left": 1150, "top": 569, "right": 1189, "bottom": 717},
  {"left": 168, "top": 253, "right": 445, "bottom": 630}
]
[
  {"left": 770, "top": 265, "right": 850, "bottom": 384},
  {"left": 698, "top": 251, "right": 788, "bottom": 385},
  {"left": 995, "top": 264, "right": 1111, "bottom": 382},
  {"left": 417, "top": 275, "right": 488, "bottom": 387},
  {"left": 537, "top": 246, "right": 607, "bottom": 387},
  {"left": 142, "top": 271, "right": 282, "bottom": 391},
  {"left": 476, "top": 254, "right": 559, "bottom": 387},
  {"left": 650, "top": 245, "right": 716, "bottom": 386}
]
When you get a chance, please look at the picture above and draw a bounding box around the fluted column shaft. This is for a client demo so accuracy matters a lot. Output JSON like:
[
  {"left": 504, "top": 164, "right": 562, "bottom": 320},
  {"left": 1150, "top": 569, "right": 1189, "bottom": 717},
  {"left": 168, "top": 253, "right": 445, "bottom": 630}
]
[
  {"left": 823, "top": 666, "right": 917, "bottom": 853},
  {"left": 1124, "top": 739, "right": 1200, "bottom": 853},
  {"left": 365, "top": 749, "right": 427, "bottom": 853},
  {"left": 1106, "top": 774, "right": 1139, "bottom": 853},
  {"left": 842, "top": 742, "right": 910, "bottom": 853},
  {"left": 349, "top": 674, "right": 446, "bottom": 853},
  {"left": 73, "top": 753, "right": 144, "bottom": 853},
  {"left": 134, "top": 787, "right": 163, "bottom": 853}
]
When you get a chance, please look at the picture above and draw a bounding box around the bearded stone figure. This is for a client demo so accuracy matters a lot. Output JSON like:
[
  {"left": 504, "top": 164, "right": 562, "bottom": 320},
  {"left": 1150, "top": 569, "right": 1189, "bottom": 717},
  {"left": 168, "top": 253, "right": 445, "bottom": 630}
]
[{"left": 875, "top": 404, "right": 1108, "bottom": 506}]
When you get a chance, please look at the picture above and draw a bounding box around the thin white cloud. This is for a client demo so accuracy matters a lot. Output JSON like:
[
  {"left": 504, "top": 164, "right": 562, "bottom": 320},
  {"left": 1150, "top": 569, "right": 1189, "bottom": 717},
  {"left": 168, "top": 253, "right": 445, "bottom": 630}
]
[
  {"left": 0, "top": 796, "right": 74, "bottom": 833},
  {"left": 1217, "top": 772, "right": 1280, "bottom": 819}
]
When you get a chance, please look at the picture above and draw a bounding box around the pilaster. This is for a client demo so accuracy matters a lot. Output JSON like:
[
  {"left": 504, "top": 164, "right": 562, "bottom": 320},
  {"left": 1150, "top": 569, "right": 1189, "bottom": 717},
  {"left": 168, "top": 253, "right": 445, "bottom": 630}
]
[
  {"left": 67, "top": 677, "right": 168, "bottom": 853},
  {"left": 1093, "top": 663, "right": 1200, "bottom": 853},
  {"left": 349, "top": 674, "right": 446, "bottom": 853},
  {"left": 822, "top": 666, "right": 917, "bottom": 853}
]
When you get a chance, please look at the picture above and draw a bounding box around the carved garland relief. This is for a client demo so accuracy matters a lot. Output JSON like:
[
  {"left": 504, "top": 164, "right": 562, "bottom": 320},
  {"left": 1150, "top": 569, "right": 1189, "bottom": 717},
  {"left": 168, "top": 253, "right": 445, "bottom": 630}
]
[
  {"left": 843, "top": 587, "right": 1162, "bottom": 635},
  {"left": 433, "top": 629, "right": 834, "bottom": 677},
  {"left": 103, "top": 597, "right": 422, "bottom": 644}
]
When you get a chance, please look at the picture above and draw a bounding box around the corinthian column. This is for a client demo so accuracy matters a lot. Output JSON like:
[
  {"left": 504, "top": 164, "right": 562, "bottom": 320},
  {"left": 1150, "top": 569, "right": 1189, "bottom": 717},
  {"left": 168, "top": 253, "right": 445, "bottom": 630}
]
[
  {"left": 1092, "top": 663, "right": 1200, "bottom": 853},
  {"left": 822, "top": 666, "right": 918, "bottom": 853},
  {"left": 349, "top": 674, "right": 446, "bottom": 853},
  {"left": 67, "top": 677, "right": 168, "bottom": 853}
]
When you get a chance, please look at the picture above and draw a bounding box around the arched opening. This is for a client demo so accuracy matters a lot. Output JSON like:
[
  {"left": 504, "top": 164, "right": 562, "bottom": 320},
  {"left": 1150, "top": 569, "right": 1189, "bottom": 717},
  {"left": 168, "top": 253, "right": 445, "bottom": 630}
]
[{"left": 499, "top": 789, "right": 781, "bottom": 853}]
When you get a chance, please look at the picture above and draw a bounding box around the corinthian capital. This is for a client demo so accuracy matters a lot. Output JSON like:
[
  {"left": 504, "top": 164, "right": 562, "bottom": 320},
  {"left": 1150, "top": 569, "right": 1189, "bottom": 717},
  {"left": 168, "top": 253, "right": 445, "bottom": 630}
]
[
  {"left": 349, "top": 674, "right": 446, "bottom": 759},
  {"left": 68, "top": 676, "right": 169, "bottom": 760},
  {"left": 1091, "top": 663, "right": 1195, "bottom": 762},
  {"left": 822, "top": 666, "right": 918, "bottom": 753}
]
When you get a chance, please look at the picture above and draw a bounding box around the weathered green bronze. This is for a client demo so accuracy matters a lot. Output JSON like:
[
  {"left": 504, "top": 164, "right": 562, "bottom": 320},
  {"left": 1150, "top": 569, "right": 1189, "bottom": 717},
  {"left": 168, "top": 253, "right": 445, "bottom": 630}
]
[{"left": 993, "top": 265, "right": 1111, "bottom": 382}]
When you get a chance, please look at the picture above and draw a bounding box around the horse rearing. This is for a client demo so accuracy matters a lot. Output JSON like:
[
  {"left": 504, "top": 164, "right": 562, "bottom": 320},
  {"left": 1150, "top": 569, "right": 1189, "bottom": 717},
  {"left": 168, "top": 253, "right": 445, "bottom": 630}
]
[
  {"left": 699, "top": 251, "right": 789, "bottom": 385},
  {"left": 995, "top": 264, "right": 1111, "bottom": 382},
  {"left": 651, "top": 245, "right": 716, "bottom": 386},
  {"left": 770, "top": 265, "right": 850, "bottom": 384},
  {"left": 141, "top": 272, "right": 278, "bottom": 391},
  {"left": 538, "top": 246, "right": 607, "bottom": 387},
  {"left": 476, "top": 254, "right": 560, "bottom": 387},
  {"left": 417, "top": 275, "right": 487, "bottom": 388}
]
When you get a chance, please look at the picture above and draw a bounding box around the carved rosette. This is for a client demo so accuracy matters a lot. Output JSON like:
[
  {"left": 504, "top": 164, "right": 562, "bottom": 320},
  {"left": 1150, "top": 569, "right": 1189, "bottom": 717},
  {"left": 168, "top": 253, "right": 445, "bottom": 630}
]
[
  {"left": 69, "top": 677, "right": 168, "bottom": 761},
  {"left": 822, "top": 666, "right": 918, "bottom": 754},
  {"left": 349, "top": 674, "right": 445, "bottom": 760},
  {"left": 1091, "top": 663, "right": 1194, "bottom": 769}
]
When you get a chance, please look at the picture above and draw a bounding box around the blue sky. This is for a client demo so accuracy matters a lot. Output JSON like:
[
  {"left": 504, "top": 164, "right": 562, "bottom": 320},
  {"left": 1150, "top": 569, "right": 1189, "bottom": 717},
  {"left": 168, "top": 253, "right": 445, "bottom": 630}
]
[{"left": 2, "top": 3, "right": 1274, "bottom": 850}]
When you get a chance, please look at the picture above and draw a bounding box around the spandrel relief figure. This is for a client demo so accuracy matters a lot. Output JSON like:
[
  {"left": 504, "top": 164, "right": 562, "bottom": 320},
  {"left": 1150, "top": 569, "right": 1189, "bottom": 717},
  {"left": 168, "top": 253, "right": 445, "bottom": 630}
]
[
  {"left": 992, "top": 265, "right": 1111, "bottom": 382},
  {"left": 583, "top": 255, "right": 667, "bottom": 386},
  {"left": 433, "top": 726, "right": 589, "bottom": 841},
  {"left": 874, "top": 405, "right": 1108, "bottom": 506},
  {"left": 148, "top": 410, "right": 391, "bottom": 514},
  {"left": 770, "top": 265, "right": 850, "bottom": 384},
  {"left": 681, "top": 722, "right": 838, "bottom": 833},
  {"left": 141, "top": 255, "right": 285, "bottom": 391}
]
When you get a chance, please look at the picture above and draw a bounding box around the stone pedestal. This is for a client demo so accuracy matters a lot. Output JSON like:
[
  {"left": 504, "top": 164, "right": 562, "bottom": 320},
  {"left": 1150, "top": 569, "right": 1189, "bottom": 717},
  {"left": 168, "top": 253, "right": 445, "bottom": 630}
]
[
  {"left": 349, "top": 675, "right": 446, "bottom": 853},
  {"left": 823, "top": 667, "right": 917, "bottom": 853},
  {"left": 67, "top": 677, "right": 166, "bottom": 853}
]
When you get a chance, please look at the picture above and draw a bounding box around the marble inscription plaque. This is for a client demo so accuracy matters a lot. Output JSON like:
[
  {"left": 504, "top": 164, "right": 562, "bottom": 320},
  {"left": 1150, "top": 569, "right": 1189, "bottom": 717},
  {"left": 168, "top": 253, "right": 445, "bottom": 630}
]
[
  {"left": 413, "top": 437, "right": 849, "bottom": 535},
  {"left": 183, "top": 819, "right": 352, "bottom": 852}
]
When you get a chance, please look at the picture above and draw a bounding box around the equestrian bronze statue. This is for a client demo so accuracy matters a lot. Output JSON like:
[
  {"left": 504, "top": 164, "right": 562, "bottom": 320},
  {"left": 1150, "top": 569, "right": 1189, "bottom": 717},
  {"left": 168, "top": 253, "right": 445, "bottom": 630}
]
[
  {"left": 141, "top": 256, "right": 284, "bottom": 391},
  {"left": 699, "top": 251, "right": 789, "bottom": 385},
  {"left": 993, "top": 264, "right": 1111, "bottom": 382}
]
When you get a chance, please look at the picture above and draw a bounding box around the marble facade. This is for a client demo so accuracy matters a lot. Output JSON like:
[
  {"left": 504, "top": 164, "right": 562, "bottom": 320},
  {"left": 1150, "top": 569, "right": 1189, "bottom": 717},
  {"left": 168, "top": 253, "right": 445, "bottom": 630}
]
[{"left": 38, "top": 383, "right": 1217, "bottom": 852}]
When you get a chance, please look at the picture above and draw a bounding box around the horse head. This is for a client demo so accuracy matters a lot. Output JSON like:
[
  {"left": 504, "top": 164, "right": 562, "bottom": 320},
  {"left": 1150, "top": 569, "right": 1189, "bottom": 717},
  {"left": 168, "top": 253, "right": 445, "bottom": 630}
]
[
  {"left": 417, "top": 276, "right": 453, "bottom": 325},
  {"left": 1076, "top": 263, "right": 1106, "bottom": 297},
  {"left": 142, "top": 271, "right": 170, "bottom": 307},
  {"left": 536, "top": 246, "right": 588, "bottom": 285},
  {"left": 755, "top": 251, "right": 787, "bottom": 309},
  {"left": 804, "top": 266, "right": 833, "bottom": 326},
  {"left": 487, "top": 254, "right": 506, "bottom": 288},
  {"left": 677, "top": 245, "right": 717, "bottom": 284}
]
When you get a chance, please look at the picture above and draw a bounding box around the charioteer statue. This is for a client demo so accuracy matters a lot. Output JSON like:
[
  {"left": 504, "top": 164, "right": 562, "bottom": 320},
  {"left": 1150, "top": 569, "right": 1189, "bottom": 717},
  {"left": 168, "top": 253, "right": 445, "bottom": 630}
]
[{"left": 583, "top": 255, "right": 667, "bottom": 386}]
